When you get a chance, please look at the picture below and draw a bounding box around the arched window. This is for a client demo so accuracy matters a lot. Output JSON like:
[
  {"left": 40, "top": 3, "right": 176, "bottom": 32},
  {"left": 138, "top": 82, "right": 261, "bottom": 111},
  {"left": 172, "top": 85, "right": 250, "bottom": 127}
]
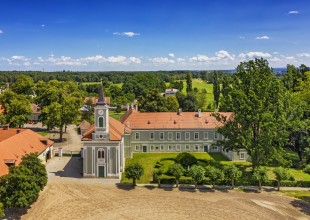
[
  {"left": 99, "top": 117, "right": 104, "bottom": 127},
  {"left": 97, "top": 149, "right": 105, "bottom": 159}
]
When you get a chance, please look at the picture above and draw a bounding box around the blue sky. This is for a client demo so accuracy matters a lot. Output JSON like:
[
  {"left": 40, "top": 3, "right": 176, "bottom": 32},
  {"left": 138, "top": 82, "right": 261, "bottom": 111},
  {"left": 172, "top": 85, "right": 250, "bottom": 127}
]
[{"left": 0, "top": 0, "right": 310, "bottom": 71}]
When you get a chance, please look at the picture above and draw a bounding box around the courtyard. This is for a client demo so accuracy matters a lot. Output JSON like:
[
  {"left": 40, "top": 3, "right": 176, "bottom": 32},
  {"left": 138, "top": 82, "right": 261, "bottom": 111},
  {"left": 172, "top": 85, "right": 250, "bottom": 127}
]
[{"left": 19, "top": 157, "right": 310, "bottom": 220}]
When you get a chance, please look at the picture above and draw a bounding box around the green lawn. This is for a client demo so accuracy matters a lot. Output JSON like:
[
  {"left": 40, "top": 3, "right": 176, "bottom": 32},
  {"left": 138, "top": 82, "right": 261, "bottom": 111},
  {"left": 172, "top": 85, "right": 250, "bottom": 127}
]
[
  {"left": 37, "top": 131, "right": 49, "bottom": 137},
  {"left": 281, "top": 191, "right": 310, "bottom": 203},
  {"left": 121, "top": 152, "right": 213, "bottom": 184},
  {"left": 109, "top": 111, "right": 126, "bottom": 120},
  {"left": 122, "top": 152, "right": 310, "bottom": 185}
]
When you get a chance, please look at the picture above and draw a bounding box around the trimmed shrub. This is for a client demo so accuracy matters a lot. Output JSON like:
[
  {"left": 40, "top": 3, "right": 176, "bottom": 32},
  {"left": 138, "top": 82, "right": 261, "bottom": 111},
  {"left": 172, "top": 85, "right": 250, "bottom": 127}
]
[
  {"left": 303, "top": 164, "right": 310, "bottom": 174},
  {"left": 175, "top": 153, "right": 197, "bottom": 169}
]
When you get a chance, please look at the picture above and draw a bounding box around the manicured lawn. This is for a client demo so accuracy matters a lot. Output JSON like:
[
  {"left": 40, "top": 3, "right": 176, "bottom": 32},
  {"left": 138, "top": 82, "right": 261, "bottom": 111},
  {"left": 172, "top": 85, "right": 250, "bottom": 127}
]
[
  {"left": 37, "top": 131, "right": 49, "bottom": 137},
  {"left": 121, "top": 152, "right": 213, "bottom": 183},
  {"left": 281, "top": 191, "right": 310, "bottom": 203},
  {"left": 122, "top": 152, "right": 310, "bottom": 185},
  {"left": 109, "top": 111, "right": 126, "bottom": 120}
]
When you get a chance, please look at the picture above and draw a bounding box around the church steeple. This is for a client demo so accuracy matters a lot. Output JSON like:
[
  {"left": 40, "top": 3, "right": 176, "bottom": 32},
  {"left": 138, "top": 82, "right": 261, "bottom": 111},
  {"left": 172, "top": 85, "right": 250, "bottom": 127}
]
[{"left": 97, "top": 85, "right": 105, "bottom": 105}]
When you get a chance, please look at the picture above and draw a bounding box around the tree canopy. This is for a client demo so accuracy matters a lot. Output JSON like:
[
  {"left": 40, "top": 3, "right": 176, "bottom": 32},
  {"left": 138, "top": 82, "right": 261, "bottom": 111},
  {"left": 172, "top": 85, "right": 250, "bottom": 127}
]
[{"left": 214, "top": 58, "right": 290, "bottom": 168}]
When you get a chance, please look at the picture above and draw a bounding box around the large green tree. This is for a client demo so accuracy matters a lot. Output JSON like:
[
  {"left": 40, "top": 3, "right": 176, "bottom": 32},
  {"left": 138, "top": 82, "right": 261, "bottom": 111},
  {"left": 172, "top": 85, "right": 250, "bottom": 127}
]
[
  {"left": 36, "top": 80, "right": 82, "bottom": 140},
  {"left": 188, "top": 165, "right": 205, "bottom": 189},
  {"left": 205, "top": 165, "right": 224, "bottom": 189},
  {"left": 185, "top": 73, "right": 192, "bottom": 93},
  {"left": 139, "top": 89, "right": 168, "bottom": 112},
  {"left": 214, "top": 59, "right": 289, "bottom": 168},
  {"left": 11, "top": 74, "right": 35, "bottom": 95},
  {"left": 223, "top": 164, "right": 242, "bottom": 189},
  {"left": 213, "top": 71, "right": 220, "bottom": 109},
  {"left": 0, "top": 90, "right": 31, "bottom": 127}
]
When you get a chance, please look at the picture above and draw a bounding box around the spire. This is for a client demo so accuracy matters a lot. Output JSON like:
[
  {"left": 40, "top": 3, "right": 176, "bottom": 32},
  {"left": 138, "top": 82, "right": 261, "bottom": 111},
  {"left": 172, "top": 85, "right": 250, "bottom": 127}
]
[{"left": 97, "top": 85, "right": 105, "bottom": 105}]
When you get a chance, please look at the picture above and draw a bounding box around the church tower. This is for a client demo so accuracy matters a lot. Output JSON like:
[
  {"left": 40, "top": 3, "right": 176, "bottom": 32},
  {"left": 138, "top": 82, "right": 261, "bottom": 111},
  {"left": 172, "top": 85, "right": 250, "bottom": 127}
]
[{"left": 93, "top": 85, "right": 109, "bottom": 141}]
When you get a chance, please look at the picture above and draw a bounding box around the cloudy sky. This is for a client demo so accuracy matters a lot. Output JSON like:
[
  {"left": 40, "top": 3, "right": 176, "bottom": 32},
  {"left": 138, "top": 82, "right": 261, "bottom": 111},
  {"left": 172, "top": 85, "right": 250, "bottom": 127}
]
[{"left": 0, "top": 0, "right": 310, "bottom": 71}]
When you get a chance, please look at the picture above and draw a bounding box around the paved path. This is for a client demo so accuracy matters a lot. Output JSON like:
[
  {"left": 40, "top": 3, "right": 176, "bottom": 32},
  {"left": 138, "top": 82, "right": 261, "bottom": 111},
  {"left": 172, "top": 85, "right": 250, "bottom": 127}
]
[{"left": 53, "top": 124, "right": 83, "bottom": 151}]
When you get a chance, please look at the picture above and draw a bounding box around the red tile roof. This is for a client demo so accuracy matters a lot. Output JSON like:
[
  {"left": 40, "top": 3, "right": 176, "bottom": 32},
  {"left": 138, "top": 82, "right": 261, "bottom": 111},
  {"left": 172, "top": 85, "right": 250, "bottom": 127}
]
[
  {"left": 0, "top": 129, "right": 53, "bottom": 176},
  {"left": 122, "top": 111, "right": 233, "bottom": 130},
  {"left": 79, "top": 120, "right": 91, "bottom": 130},
  {"left": 82, "top": 116, "right": 126, "bottom": 141}
]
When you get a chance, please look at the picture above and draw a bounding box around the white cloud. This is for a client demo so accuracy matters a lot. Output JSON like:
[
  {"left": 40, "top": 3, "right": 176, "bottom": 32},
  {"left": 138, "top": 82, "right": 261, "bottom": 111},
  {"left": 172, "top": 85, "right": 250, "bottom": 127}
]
[
  {"left": 11, "top": 55, "right": 28, "bottom": 61},
  {"left": 168, "top": 53, "right": 175, "bottom": 58},
  {"left": 113, "top": 32, "right": 140, "bottom": 37},
  {"left": 238, "top": 52, "right": 272, "bottom": 59},
  {"left": 297, "top": 53, "right": 310, "bottom": 58},
  {"left": 41, "top": 24, "right": 45, "bottom": 27},
  {"left": 149, "top": 57, "right": 175, "bottom": 64},
  {"left": 256, "top": 36, "right": 270, "bottom": 40},
  {"left": 239, "top": 36, "right": 245, "bottom": 39},
  {"left": 285, "top": 56, "right": 295, "bottom": 60},
  {"left": 190, "top": 50, "right": 234, "bottom": 63},
  {"left": 129, "top": 57, "right": 141, "bottom": 64},
  {"left": 81, "top": 55, "right": 106, "bottom": 63},
  {"left": 177, "top": 58, "right": 185, "bottom": 63},
  {"left": 105, "top": 55, "right": 127, "bottom": 63},
  {"left": 0, "top": 30, "right": 3, "bottom": 34},
  {"left": 289, "top": 11, "right": 299, "bottom": 14}
]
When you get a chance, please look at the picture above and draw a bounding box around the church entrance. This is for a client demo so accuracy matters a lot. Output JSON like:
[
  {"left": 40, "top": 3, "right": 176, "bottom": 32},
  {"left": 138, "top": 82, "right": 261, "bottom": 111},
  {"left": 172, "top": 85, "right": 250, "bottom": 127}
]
[{"left": 98, "top": 166, "right": 105, "bottom": 177}]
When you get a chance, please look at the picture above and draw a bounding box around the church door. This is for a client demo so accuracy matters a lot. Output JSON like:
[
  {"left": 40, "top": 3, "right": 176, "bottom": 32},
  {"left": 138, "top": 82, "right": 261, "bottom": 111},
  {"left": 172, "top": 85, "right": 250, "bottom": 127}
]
[{"left": 98, "top": 166, "right": 105, "bottom": 177}]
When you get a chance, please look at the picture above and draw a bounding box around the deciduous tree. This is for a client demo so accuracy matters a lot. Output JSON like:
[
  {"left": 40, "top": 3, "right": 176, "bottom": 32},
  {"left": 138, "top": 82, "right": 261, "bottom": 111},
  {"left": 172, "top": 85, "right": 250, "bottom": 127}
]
[
  {"left": 252, "top": 166, "right": 268, "bottom": 190},
  {"left": 274, "top": 167, "right": 292, "bottom": 191},
  {"left": 223, "top": 164, "right": 242, "bottom": 189},
  {"left": 214, "top": 59, "right": 289, "bottom": 168},
  {"left": 125, "top": 163, "right": 144, "bottom": 186},
  {"left": 205, "top": 166, "right": 224, "bottom": 189},
  {"left": 188, "top": 165, "right": 205, "bottom": 189},
  {"left": 167, "top": 163, "right": 184, "bottom": 187}
]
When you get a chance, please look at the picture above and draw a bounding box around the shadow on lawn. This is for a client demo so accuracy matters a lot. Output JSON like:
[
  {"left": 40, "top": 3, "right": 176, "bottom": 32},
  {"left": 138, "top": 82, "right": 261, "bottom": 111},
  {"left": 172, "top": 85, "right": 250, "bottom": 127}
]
[{"left": 290, "top": 199, "right": 310, "bottom": 216}]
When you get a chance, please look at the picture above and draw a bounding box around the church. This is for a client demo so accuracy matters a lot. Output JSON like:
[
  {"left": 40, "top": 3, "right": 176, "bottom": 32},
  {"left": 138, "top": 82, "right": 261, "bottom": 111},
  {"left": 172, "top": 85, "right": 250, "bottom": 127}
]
[
  {"left": 82, "top": 87, "right": 249, "bottom": 178},
  {"left": 82, "top": 87, "right": 128, "bottom": 178}
]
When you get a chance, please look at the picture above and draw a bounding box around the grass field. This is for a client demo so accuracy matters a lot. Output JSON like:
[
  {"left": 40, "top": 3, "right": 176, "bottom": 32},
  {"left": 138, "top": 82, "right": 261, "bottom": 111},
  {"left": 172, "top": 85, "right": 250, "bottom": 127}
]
[
  {"left": 121, "top": 152, "right": 310, "bottom": 185},
  {"left": 281, "top": 190, "right": 310, "bottom": 203},
  {"left": 109, "top": 111, "right": 126, "bottom": 120}
]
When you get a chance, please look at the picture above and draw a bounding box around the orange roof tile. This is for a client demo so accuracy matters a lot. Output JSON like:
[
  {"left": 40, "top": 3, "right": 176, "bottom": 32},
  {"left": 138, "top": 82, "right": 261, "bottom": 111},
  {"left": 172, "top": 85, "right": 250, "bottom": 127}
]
[
  {"left": 0, "top": 128, "right": 27, "bottom": 142},
  {"left": 82, "top": 116, "right": 126, "bottom": 141},
  {"left": 79, "top": 120, "right": 91, "bottom": 130},
  {"left": 122, "top": 111, "right": 233, "bottom": 130},
  {"left": 0, "top": 129, "right": 53, "bottom": 176}
]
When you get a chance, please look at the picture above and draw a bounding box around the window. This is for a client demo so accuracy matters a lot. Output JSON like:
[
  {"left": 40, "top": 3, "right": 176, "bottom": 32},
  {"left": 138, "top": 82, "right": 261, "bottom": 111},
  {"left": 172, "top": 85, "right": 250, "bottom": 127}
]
[
  {"left": 150, "top": 132, "right": 154, "bottom": 140},
  {"left": 168, "top": 145, "right": 173, "bottom": 150},
  {"left": 156, "top": 146, "right": 159, "bottom": 150},
  {"left": 240, "top": 153, "right": 245, "bottom": 160},
  {"left": 160, "top": 132, "right": 164, "bottom": 140},
  {"left": 135, "top": 132, "right": 140, "bottom": 140},
  {"left": 150, "top": 145, "right": 154, "bottom": 151},
  {"left": 195, "top": 145, "right": 199, "bottom": 151},
  {"left": 214, "top": 132, "right": 218, "bottom": 139},
  {"left": 160, "top": 145, "right": 164, "bottom": 151},
  {"left": 99, "top": 117, "right": 104, "bottom": 127},
  {"left": 168, "top": 132, "right": 173, "bottom": 140},
  {"left": 185, "top": 132, "right": 190, "bottom": 140},
  {"left": 97, "top": 149, "right": 105, "bottom": 158},
  {"left": 135, "top": 145, "right": 140, "bottom": 151},
  {"left": 185, "top": 145, "right": 190, "bottom": 150},
  {"left": 212, "top": 146, "right": 218, "bottom": 151},
  {"left": 176, "top": 145, "right": 181, "bottom": 151},
  {"left": 204, "top": 132, "right": 208, "bottom": 139},
  {"left": 194, "top": 132, "right": 199, "bottom": 140},
  {"left": 176, "top": 132, "right": 181, "bottom": 140}
]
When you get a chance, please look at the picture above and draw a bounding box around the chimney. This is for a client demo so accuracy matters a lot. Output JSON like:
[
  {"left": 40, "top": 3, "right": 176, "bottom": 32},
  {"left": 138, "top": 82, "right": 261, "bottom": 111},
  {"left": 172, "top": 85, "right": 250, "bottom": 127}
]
[
  {"left": 3, "top": 124, "right": 9, "bottom": 130},
  {"left": 197, "top": 109, "right": 202, "bottom": 118},
  {"left": 16, "top": 129, "right": 21, "bottom": 134},
  {"left": 178, "top": 108, "right": 182, "bottom": 115}
]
